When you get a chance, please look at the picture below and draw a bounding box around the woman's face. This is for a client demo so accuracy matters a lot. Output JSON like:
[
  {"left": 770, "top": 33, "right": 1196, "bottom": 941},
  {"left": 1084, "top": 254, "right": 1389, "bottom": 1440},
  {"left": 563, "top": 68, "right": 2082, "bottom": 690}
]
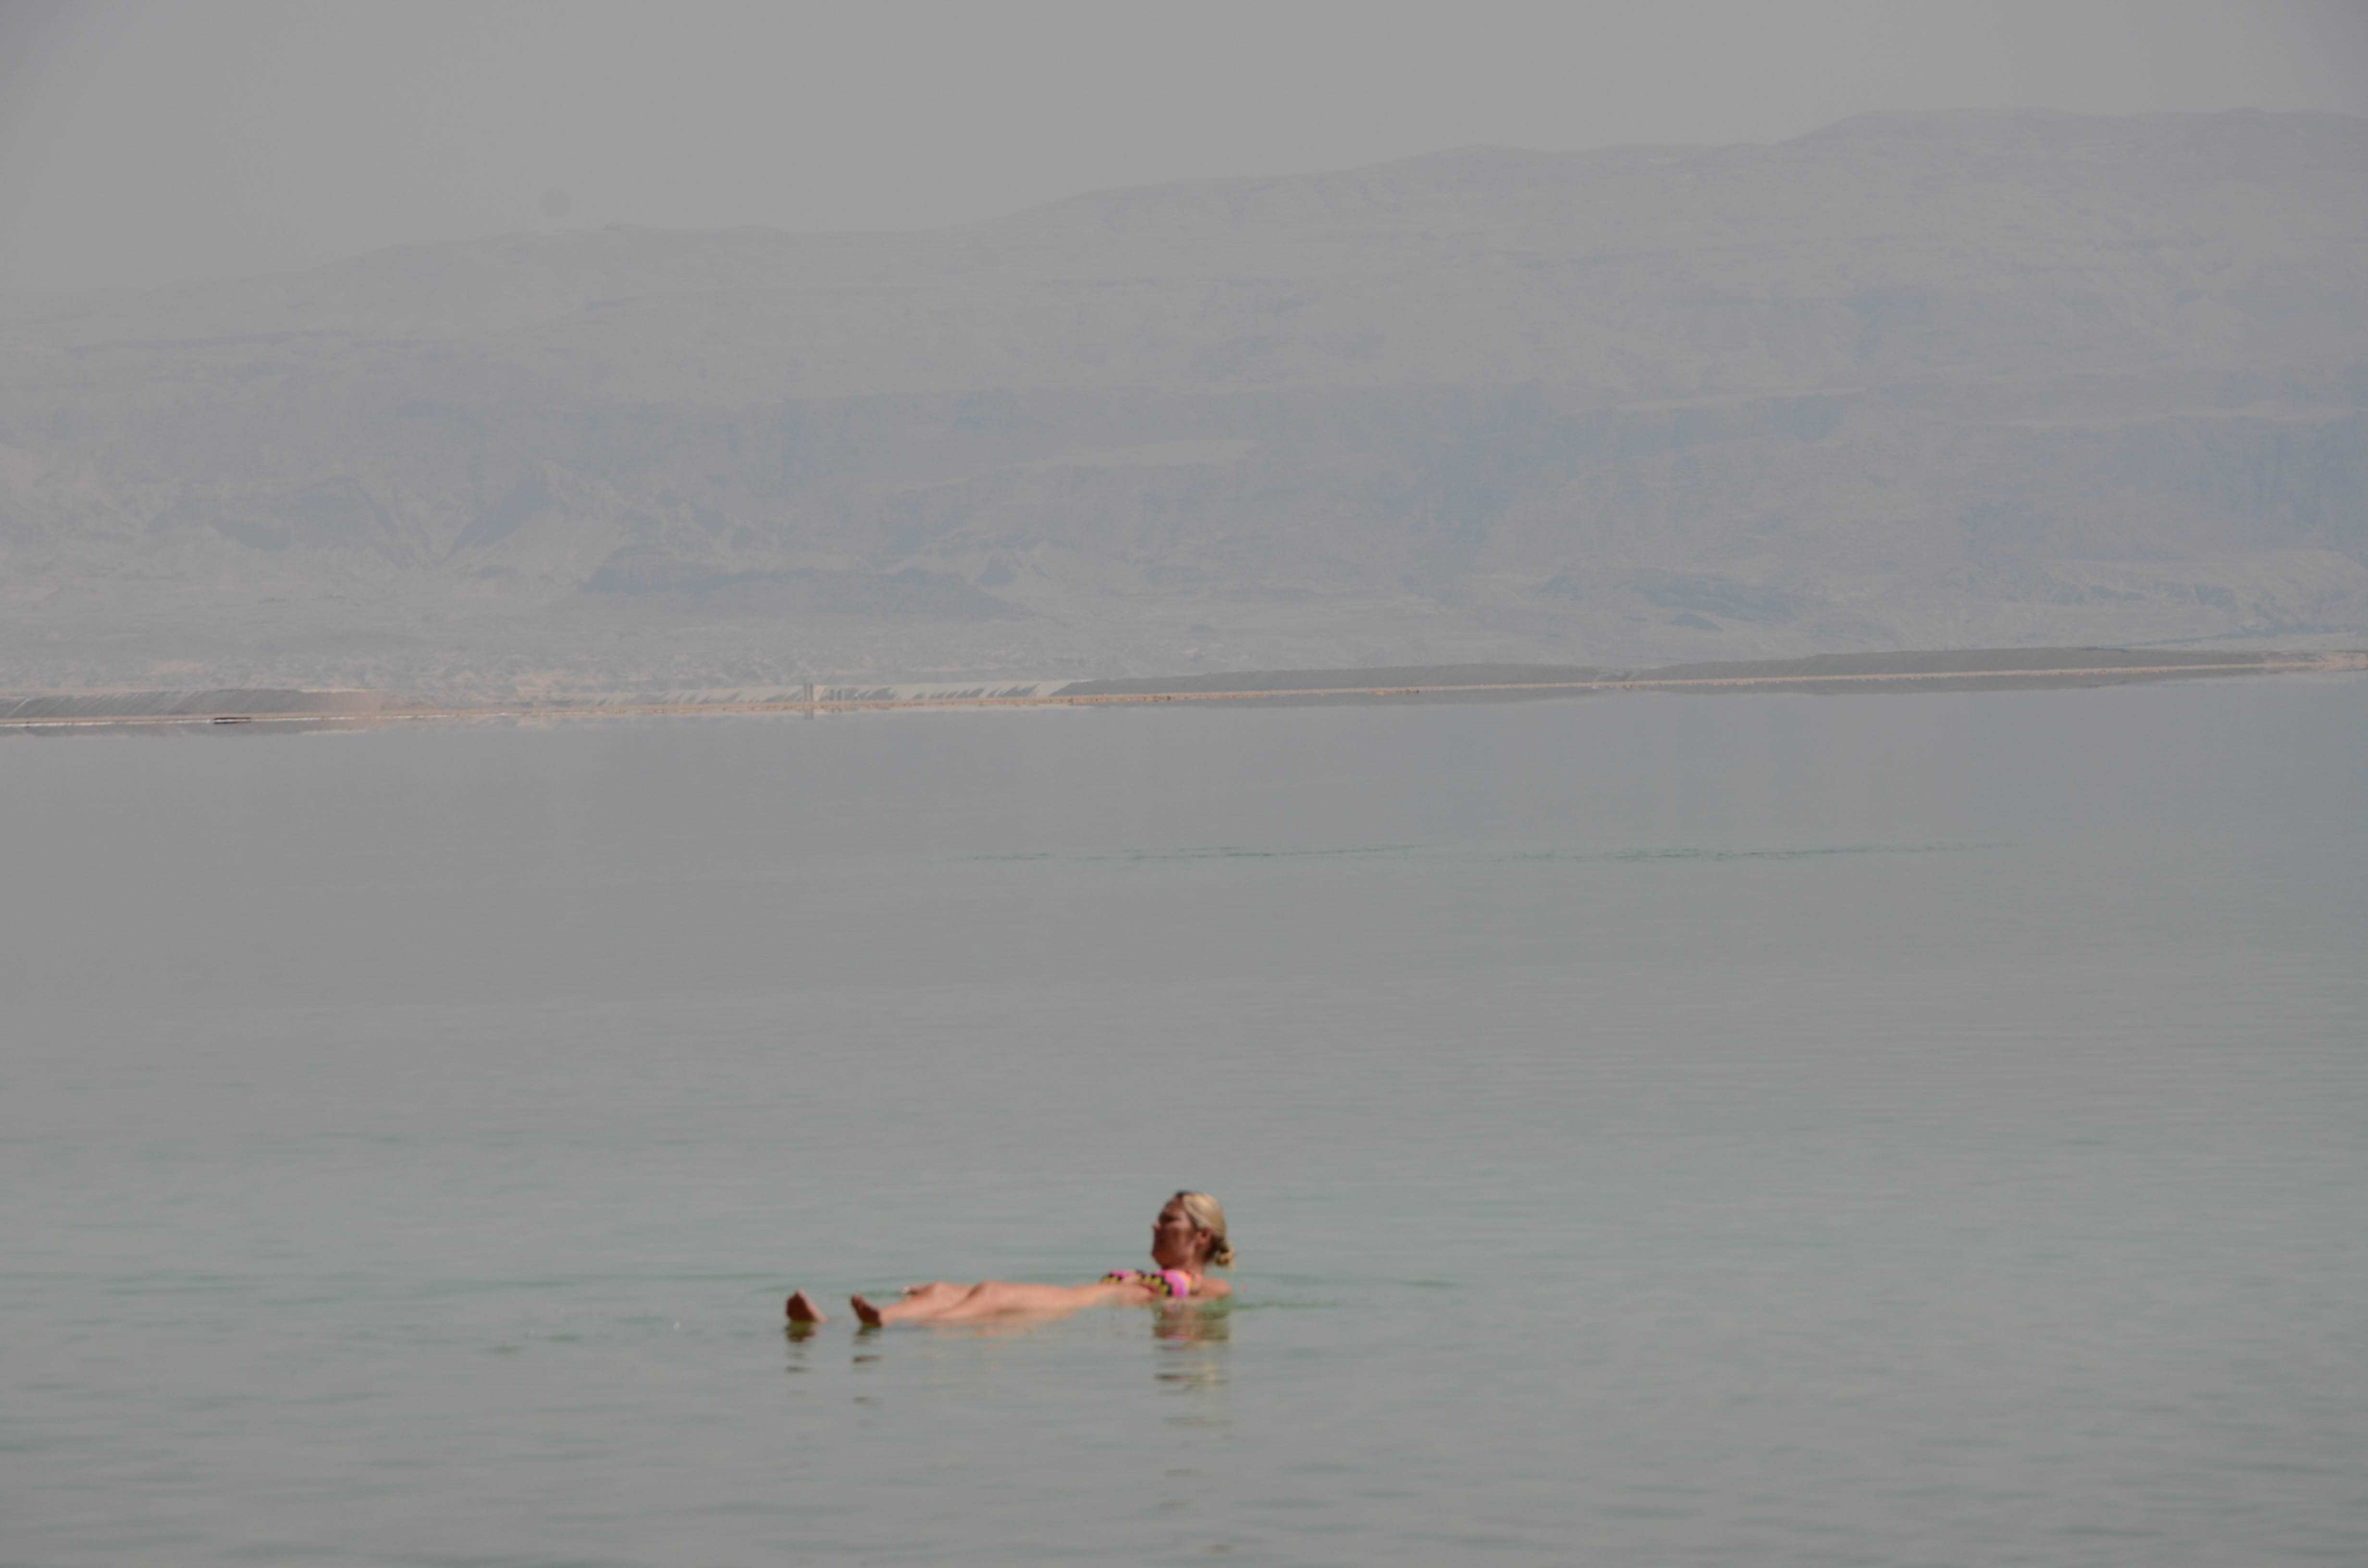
[{"left": 1150, "top": 1199, "right": 1210, "bottom": 1270}]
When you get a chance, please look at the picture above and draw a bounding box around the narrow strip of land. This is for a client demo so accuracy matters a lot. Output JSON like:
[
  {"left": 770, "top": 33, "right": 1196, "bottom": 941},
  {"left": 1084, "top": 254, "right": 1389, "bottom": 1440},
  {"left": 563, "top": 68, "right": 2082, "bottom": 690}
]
[{"left": 5, "top": 650, "right": 2361, "bottom": 731}]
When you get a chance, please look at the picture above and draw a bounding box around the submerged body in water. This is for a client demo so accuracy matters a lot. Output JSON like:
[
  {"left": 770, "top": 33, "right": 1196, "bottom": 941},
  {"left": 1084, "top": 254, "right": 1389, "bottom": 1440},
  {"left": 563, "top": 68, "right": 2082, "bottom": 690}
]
[{"left": 787, "top": 1191, "right": 1236, "bottom": 1326}]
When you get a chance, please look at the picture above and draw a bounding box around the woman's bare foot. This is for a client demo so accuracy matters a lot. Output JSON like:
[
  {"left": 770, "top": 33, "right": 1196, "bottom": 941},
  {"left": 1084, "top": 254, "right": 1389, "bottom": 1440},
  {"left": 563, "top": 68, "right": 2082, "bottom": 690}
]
[
  {"left": 785, "top": 1289, "right": 827, "bottom": 1323},
  {"left": 851, "top": 1294, "right": 887, "bottom": 1327}
]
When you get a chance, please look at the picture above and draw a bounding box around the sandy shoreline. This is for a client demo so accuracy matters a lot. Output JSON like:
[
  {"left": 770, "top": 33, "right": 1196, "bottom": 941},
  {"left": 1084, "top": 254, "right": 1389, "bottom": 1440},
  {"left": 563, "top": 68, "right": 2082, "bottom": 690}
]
[{"left": 5, "top": 649, "right": 2363, "bottom": 733}]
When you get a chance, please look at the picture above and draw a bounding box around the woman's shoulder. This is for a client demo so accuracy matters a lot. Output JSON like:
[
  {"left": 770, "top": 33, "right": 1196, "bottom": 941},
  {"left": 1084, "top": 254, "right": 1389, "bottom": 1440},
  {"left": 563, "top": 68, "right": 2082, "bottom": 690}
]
[{"left": 1187, "top": 1274, "right": 1232, "bottom": 1300}]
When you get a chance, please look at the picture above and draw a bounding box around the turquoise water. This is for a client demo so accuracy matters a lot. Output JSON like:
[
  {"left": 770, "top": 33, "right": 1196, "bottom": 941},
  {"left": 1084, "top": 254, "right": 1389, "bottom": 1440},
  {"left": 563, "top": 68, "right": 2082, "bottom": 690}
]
[{"left": 4, "top": 680, "right": 2365, "bottom": 1565}]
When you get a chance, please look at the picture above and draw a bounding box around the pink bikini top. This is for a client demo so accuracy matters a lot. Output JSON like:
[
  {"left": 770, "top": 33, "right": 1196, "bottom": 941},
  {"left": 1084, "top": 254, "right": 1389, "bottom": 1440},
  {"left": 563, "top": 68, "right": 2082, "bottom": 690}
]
[{"left": 1102, "top": 1268, "right": 1195, "bottom": 1298}]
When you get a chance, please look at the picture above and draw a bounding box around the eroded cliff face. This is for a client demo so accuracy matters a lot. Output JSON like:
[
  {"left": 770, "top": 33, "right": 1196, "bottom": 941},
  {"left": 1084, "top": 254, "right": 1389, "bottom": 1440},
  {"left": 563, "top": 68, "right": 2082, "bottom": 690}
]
[{"left": 3, "top": 109, "right": 2364, "bottom": 693}]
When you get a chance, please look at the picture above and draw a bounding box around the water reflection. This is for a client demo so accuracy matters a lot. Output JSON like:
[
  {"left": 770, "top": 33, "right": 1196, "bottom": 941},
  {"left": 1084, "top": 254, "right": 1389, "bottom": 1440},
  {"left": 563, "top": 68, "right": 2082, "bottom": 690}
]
[
  {"left": 1153, "top": 1305, "right": 1229, "bottom": 1398},
  {"left": 783, "top": 1321, "right": 817, "bottom": 1382}
]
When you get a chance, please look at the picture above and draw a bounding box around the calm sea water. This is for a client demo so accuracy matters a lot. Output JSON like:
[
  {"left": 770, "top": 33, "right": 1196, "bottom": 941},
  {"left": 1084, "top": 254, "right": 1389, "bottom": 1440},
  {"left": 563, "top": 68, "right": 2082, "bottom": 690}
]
[{"left": 4, "top": 679, "right": 2364, "bottom": 1566}]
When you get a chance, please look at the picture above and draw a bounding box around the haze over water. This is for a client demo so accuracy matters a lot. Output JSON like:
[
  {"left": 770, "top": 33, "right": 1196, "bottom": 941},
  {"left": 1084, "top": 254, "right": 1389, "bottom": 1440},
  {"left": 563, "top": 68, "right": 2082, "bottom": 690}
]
[{"left": 5, "top": 677, "right": 2364, "bottom": 1565}]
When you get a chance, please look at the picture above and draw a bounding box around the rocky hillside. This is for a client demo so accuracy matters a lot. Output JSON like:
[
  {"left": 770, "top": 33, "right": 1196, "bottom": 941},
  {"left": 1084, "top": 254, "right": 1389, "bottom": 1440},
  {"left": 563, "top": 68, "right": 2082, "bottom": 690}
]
[{"left": 2, "top": 109, "right": 2363, "bottom": 692}]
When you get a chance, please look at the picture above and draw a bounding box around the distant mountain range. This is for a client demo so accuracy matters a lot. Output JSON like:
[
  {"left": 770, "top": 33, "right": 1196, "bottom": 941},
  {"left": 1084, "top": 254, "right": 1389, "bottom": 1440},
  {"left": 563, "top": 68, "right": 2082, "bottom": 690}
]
[{"left": 3, "top": 108, "right": 2363, "bottom": 693}]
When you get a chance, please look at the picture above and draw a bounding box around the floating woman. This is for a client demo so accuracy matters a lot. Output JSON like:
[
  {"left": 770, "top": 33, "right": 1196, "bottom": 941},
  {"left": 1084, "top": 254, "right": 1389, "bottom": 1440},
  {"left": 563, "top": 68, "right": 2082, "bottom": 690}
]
[{"left": 785, "top": 1191, "right": 1234, "bottom": 1327}]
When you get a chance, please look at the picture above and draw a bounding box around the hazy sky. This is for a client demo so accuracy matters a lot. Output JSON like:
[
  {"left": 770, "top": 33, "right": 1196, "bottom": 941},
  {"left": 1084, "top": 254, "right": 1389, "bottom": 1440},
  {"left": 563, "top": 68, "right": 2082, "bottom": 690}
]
[{"left": 2, "top": 0, "right": 2364, "bottom": 296}]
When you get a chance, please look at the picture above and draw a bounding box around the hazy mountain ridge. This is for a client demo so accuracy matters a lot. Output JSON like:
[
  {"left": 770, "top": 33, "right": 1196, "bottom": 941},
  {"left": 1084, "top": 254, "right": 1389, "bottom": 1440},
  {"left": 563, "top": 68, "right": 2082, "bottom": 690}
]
[{"left": 2, "top": 109, "right": 2364, "bottom": 692}]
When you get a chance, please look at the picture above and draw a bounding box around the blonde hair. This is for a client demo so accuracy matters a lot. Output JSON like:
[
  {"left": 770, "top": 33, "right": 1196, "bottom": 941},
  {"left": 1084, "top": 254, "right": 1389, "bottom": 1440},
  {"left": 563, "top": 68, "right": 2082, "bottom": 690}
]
[{"left": 1174, "top": 1190, "right": 1235, "bottom": 1268}]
